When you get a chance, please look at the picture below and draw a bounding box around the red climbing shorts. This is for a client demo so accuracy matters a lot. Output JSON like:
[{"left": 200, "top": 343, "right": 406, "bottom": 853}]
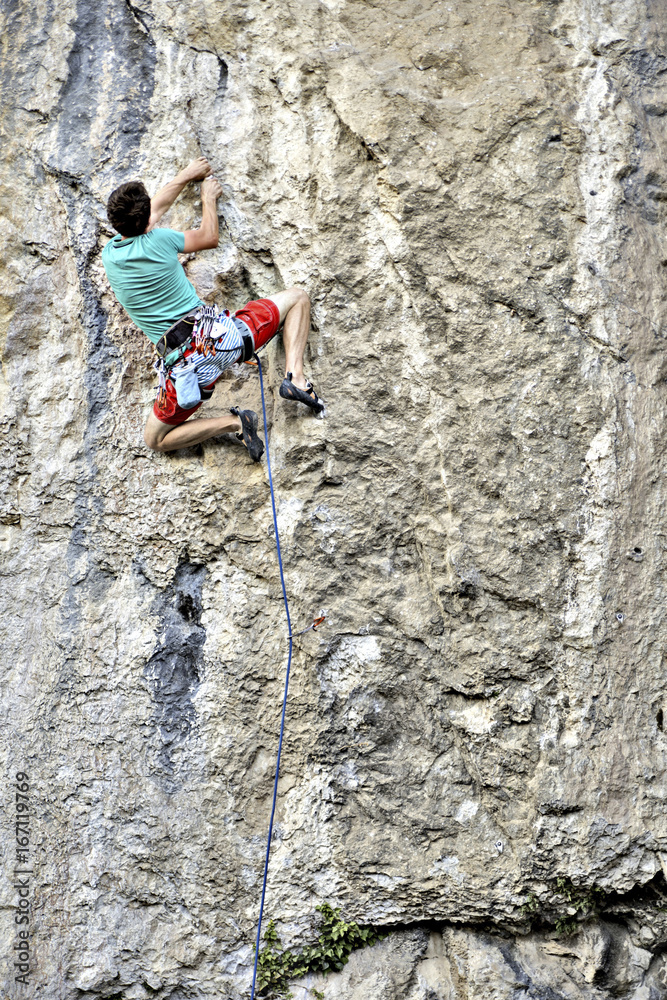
[
  {"left": 153, "top": 298, "right": 282, "bottom": 426},
  {"left": 235, "top": 297, "right": 281, "bottom": 352}
]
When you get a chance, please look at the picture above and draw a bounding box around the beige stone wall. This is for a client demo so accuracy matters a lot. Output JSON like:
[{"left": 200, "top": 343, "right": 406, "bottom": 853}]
[{"left": 2, "top": 0, "right": 667, "bottom": 996}]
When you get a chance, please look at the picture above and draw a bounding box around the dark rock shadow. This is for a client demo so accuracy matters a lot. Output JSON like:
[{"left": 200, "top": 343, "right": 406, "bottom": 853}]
[{"left": 143, "top": 561, "right": 207, "bottom": 782}]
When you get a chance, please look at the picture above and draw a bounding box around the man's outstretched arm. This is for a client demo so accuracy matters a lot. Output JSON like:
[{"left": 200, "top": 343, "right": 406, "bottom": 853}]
[
  {"left": 182, "top": 177, "right": 222, "bottom": 252},
  {"left": 148, "top": 156, "right": 212, "bottom": 229}
]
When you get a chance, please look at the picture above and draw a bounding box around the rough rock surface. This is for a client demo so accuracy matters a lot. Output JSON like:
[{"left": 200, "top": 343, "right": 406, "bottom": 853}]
[{"left": 2, "top": 0, "right": 667, "bottom": 997}]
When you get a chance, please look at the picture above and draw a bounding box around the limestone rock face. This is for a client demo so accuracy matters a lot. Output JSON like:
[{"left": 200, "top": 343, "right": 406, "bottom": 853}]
[{"left": 2, "top": 0, "right": 667, "bottom": 997}]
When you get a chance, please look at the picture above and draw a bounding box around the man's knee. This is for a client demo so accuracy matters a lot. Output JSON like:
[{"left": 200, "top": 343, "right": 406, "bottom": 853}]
[
  {"left": 144, "top": 427, "right": 161, "bottom": 452},
  {"left": 280, "top": 287, "right": 310, "bottom": 314},
  {"left": 269, "top": 287, "right": 310, "bottom": 325},
  {"left": 291, "top": 287, "right": 310, "bottom": 309},
  {"left": 144, "top": 418, "right": 166, "bottom": 452}
]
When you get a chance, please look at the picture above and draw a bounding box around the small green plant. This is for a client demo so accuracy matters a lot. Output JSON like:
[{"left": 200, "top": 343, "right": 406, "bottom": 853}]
[
  {"left": 256, "top": 903, "right": 384, "bottom": 997},
  {"left": 554, "top": 914, "right": 579, "bottom": 937},
  {"left": 554, "top": 876, "right": 606, "bottom": 932},
  {"left": 521, "top": 878, "right": 607, "bottom": 937},
  {"left": 521, "top": 892, "right": 540, "bottom": 918},
  {"left": 311, "top": 991, "right": 325, "bottom": 1000}
]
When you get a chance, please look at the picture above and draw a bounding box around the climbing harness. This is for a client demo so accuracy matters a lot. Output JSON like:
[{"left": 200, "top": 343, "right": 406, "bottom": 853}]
[
  {"left": 153, "top": 306, "right": 256, "bottom": 411},
  {"left": 154, "top": 309, "right": 198, "bottom": 360},
  {"left": 250, "top": 352, "right": 294, "bottom": 1000},
  {"left": 191, "top": 304, "right": 218, "bottom": 356}
]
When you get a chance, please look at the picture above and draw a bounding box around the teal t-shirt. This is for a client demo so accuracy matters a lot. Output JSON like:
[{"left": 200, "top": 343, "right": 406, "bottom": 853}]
[{"left": 102, "top": 228, "right": 201, "bottom": 362}]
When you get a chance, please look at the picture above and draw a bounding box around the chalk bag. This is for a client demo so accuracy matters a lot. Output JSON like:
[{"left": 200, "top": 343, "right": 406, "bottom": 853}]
[{"left": 172, "top": 362, "right": 201, "bottom": 410}]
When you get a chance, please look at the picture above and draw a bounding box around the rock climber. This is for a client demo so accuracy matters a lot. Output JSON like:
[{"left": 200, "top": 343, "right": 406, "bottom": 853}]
[{"left": 101, "top": 156, "right": 323, "bottom": 461}]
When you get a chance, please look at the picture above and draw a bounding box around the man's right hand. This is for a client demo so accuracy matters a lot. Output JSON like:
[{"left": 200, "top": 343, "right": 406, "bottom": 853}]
[
  {"left": 183, "top": 176, "right": 223, "bottom": 252},
  {"left": 149, "top": 157, "right": 214, "bottom": 228},
  {"left": 201, "top": 176, "right": 223, "bottom": 202}
]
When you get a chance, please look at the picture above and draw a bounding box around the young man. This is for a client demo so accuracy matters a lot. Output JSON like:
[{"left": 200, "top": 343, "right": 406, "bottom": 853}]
[{"left": 101, "top": 157, "right": 323, "bottom": 460}]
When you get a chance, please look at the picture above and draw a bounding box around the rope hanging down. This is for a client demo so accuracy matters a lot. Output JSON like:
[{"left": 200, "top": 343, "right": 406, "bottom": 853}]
[{"left": 250, "top": 354, "right": 294, "bottom": 1000}]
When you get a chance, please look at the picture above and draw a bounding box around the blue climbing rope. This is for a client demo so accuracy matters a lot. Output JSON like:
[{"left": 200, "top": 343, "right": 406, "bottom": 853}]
[{"left": 250, "top": 354, "right": 294, "bottom": 1000}]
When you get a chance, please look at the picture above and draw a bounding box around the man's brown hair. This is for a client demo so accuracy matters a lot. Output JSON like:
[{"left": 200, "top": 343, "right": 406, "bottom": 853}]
[{"left": 106, "top": 181, "right": 151, "bottom": 237}]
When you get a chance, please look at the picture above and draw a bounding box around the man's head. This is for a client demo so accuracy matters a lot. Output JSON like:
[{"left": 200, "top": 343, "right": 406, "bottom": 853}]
[{"left": 106, "top": 181, "right": 151, "bottom": 237}]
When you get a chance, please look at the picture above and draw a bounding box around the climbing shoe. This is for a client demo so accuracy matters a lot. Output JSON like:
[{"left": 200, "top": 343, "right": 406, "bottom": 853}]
[
  {"left": 278, "top": 372, "right": 325, "bottom": 413},
  {"left": 230, "top": 407, "right": 264, "bottom": 462}
]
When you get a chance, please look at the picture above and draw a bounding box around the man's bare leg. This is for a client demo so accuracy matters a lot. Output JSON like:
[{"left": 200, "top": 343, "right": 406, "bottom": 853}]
[
  {"left": 144, "top": 411, "right": 241, "bottom": 453},
  {"left": 267, "top": 287, "right": 312, "bottom": 391}
]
